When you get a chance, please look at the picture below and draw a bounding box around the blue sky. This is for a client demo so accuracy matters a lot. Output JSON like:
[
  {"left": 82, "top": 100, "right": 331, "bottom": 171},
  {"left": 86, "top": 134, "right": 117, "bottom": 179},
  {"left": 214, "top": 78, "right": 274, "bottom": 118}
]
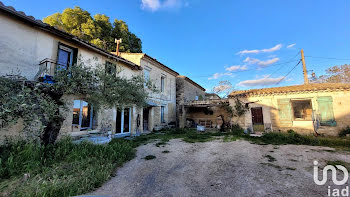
[{"left": 3, "top": 0, "right": 350, "bottom": 92}]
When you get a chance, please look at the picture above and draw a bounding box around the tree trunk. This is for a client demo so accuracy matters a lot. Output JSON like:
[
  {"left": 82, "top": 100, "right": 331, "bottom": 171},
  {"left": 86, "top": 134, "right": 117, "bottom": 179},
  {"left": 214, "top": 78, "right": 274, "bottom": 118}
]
[{"left": 219, "top": 114, "right": 226, "bottom": 132}]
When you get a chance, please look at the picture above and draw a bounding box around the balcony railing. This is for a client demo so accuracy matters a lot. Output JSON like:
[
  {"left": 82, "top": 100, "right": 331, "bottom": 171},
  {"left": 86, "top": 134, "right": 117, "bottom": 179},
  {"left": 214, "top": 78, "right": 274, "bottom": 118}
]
[{"left": 34, "top": 58, "right": 67, "bottom": 81}]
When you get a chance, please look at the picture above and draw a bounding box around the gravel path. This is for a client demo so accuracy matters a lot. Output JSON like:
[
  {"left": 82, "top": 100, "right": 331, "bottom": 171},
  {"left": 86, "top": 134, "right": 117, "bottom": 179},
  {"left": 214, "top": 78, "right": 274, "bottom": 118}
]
[{"left": 89, "top": 138, "right": 350, "bottom": 197}]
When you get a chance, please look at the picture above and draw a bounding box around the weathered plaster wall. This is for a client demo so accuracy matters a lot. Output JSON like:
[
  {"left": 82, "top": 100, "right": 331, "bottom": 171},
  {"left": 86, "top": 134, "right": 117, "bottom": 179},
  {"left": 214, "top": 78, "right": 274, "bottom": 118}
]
[
  {"left": 0, "top": 13, "right": 143, "bottom": 139},
  {"left": 230, "top": 90, "right": 350, "bottom": 136}
]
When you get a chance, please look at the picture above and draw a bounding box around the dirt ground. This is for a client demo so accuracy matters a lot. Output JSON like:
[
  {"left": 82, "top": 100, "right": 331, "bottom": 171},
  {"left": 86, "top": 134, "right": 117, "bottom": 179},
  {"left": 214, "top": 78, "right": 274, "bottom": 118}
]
[{"left": 89, "top": 138, "right": 350, "bottom": 197}]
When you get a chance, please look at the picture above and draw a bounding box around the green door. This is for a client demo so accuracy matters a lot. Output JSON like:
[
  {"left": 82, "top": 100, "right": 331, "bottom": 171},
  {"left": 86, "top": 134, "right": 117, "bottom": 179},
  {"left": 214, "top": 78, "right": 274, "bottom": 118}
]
[
  {"left": 277, "top": 99, "right": 292, "bottom": 127},
  {"left": 317, "top": 96, "right": 336, "bottom": 126}
]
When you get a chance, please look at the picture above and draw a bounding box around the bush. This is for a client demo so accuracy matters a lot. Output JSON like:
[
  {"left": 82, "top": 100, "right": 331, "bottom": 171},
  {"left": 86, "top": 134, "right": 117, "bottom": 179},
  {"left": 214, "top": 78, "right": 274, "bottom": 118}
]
[
  {"left": 339, "top": 126, "right": 350, "bottom": 137},
  {"left": 0, "top": 138, "right": 136, "bottom": 197},
  {"left": 231, "top": 124, "right": 244, "bottom": 136}
]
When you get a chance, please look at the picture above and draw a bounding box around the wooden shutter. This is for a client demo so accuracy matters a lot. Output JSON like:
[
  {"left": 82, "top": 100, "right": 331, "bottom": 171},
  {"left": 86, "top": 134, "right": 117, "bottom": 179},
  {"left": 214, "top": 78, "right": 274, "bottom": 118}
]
[
  {"left": 317, "top": 96, "right": 336, "bottom": 126},
  {"left": 277, "top": 99, "right": 292, "bottom": 127}
]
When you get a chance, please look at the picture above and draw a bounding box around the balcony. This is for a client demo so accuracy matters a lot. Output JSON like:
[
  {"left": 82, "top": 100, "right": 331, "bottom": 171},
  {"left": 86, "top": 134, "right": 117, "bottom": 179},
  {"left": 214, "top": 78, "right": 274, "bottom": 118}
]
[{"left": 34, "top": 58, "right": 67, "bottom": 83}]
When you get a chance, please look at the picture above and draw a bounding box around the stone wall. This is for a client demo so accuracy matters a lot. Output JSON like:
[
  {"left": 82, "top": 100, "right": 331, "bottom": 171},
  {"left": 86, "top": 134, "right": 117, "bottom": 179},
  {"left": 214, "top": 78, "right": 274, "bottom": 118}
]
[{"left": 229, "top": 90, "right": 350, "bottom": 136}]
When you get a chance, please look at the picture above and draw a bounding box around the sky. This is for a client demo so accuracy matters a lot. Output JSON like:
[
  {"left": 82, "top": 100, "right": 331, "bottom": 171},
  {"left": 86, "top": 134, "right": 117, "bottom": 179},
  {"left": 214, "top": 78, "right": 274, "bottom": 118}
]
[{"left": 3, "top": 0, "right": 350, "bottom": 93}]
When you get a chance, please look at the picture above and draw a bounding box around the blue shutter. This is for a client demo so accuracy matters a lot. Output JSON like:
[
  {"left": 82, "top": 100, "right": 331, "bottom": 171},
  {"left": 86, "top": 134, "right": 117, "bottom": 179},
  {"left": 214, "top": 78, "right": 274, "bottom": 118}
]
[
  {"left": 277, "top": 99, "right": 292, "bottom": 127},
  {"left": 317, "top": 96, "right": 336, "bottom": 126}
]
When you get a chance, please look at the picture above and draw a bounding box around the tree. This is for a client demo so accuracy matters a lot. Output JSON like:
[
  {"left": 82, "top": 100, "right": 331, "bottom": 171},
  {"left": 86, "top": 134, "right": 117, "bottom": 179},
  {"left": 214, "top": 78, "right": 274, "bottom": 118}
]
[
  {"left": 0, "top": 61, "right": 155, "bottom": 145},
  {"left": 311, "top": 64, "right": 350, "bottom": 83},
  {"left": 212, "top": 81, "right": 234, "bottom": 98},
  {"left": 43, "top": 6, "right": 142, "bottom": 52}
]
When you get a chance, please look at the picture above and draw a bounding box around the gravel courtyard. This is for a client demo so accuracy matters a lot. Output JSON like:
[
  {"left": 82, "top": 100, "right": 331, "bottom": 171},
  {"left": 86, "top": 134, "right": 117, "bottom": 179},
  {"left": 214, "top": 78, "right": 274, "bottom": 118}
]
[{"left": 90, "top": 138, "right": 350, "bottom": 197}]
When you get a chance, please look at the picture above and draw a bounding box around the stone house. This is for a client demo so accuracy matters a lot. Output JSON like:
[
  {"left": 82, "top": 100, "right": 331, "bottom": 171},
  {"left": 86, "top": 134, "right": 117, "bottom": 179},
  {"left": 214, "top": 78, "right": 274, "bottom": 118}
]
[
  {"left": 118, "top": 52, "right": 179, "bottom": 131},
  {"left": 229, "top": 83, "right": 350, "bottom": 136},
  {"left": 0, "top": 2, "right": 206, "bottom": 141}
]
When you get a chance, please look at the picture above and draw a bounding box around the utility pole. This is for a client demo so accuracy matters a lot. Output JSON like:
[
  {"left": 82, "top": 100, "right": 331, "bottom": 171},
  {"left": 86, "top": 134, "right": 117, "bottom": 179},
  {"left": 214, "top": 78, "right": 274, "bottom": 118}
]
[{"left": 300, "top": 49, "right": 309, "bottom": 84}]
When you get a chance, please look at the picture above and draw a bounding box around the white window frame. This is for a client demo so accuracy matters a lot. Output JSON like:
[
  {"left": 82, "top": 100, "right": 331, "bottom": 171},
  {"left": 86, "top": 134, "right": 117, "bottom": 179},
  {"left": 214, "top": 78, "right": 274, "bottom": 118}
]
[
  {"left": 116, "top": 107, "right": 132, "bottom": 134},
  {"left": 72, "top": 100, "right": 93, "bottom": 130}
]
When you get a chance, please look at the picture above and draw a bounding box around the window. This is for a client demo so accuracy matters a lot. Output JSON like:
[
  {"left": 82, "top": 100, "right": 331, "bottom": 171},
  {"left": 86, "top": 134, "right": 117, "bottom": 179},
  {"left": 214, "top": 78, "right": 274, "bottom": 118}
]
[
  {"left": 57, "top": 44, "right": 74, "bottom": 71},
  {"left": 72, "top": 100, "right": 93, "bottom": 130},
  {"left": 105, "top": 61, "right": 116, "bottom": 75},
  {"left": 161, "top": 106, "right": 165, "bottom": 123},
  {"left": 161, "top": 76, "right": 165, "bottom": 92},
  {"left": 144, "top": 69, "right": 150, "bottom": 87},
  {"left": 291, "top": 100, "right": 312, "bottom": 121},
  {"left": 115, "top": 108, "right": 131, "bottom": 134}
]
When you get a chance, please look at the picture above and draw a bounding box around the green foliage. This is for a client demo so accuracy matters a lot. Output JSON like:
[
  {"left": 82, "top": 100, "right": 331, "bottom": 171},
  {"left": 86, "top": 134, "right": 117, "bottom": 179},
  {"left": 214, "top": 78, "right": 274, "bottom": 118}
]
[
  {"left": 231, "top": 124, "right": 244, "bottom": 136},
  {"left": 246, "top": 131, "right": 350, "bottom": 150},
  {"left": 339, "top": 126, "right": 350, "bottom": 137},
  {"left": 0, "top": 138, "right": 135, "bottom": 197},
  {"left": 43, "top": 6, "right": 142, "bottom": 52},
  {"left": 144, "top": 155, "right": 156, "bottom": 160},
  {"left": 0, "top": 61, "right": 155, "bottom": 144},
  {"left": 0, "top": 77, "right": 59, "bottom": 138}
]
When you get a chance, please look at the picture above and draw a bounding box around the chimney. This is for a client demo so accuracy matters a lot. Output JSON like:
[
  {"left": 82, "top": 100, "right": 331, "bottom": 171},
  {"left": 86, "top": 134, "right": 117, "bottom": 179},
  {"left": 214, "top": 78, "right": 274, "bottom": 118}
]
[{"left": 115, "top": 38, "right": 122, "bottom": 56}]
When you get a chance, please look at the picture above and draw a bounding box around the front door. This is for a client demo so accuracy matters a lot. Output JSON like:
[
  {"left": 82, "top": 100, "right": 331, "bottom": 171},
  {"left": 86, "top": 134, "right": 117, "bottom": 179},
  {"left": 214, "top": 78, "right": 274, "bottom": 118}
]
[
  {"left": 143, "top": 108, "right": 149, "bottom": 132},
  {"left": 251, "top": 107, "right": 264, "bottom": 132}
]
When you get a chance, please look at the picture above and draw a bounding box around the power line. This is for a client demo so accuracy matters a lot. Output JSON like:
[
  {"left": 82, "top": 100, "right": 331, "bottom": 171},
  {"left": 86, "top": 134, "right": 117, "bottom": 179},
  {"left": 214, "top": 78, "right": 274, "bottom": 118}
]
[
  {"left": 305, "top": 56, "right": 350, "bottom": 61},
  {"left": 275, "top": 60, "right": 301, "bottom": 85},
  {"left": 265, "top": 51, "right": 301, "bottom": 79},
  {"left": 190, "top": 59, "right": 300, "bottom": 78}
]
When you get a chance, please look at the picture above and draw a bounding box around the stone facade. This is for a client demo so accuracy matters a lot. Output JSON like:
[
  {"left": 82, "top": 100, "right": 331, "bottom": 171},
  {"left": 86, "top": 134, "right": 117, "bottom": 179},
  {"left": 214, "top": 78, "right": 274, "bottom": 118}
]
[
  {"left": 119, "top": 53, "right": 179, "bottom": 131},
  {"left": 0, "top": 8, "right": 145, "bottom": 140},
  {"left": 176, "top": 76, "right": 206, "bottom": 128},
  {"left": 229, "top": 84, "right": 350, "bottom": 136}
]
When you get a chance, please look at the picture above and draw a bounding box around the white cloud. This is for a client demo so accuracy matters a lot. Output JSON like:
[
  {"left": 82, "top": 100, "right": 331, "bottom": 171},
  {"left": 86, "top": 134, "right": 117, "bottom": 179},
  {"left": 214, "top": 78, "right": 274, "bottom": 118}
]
[
  {"left": 208, "top": 72, "right": 232, "bottom": 80},
  {"left": 243, "top": 57, "right": 279, "bottom": 67},
  {"left": 237, "top": 76, "right": 284, "bottom": 87},
  {"left": 141, "top": 0, "right": 161, "bottom": 11},
  {"left": 141, "top": 0, "right": 186, "bottom": 11},
  {"left": 225, "top": 65, "right": 248, "bottom": 72},
  {"left": 287, "top": 43, "right": 296, "bottom": 48},
  {"left": 237, "top": 44, "right": 282, "bottom": 55}
]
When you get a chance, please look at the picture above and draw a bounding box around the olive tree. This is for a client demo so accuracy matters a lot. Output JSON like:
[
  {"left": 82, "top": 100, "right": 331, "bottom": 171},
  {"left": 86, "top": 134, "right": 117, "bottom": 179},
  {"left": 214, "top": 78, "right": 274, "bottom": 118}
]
[{"left": 0, "top": 62, "right": 155, "bottom": 145}]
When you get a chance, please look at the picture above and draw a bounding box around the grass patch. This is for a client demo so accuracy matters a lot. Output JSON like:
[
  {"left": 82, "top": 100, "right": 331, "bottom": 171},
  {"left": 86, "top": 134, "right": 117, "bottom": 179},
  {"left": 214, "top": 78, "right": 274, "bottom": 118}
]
[
  {"left": 0, "top": 138, "right": 135, "bottom": 197},
  {"left": 244, "top": 131, "right": 350, "bottom": 151},
  {"left": 260, "top": 163, "right": 282, "bottom": 170},
  {"left": 264, "top": 154, "right": 277, "bottom": 162},
  {"left": 162, "top": 150, "right": 170, "bottom": 153},
  {"left": 144, "top": 155, "right": 156, "bottom": 160},
  {"left": 327, "top": 160, "right": 350, "bottom": 170},
  {"left": 155, "top": 141, "right": 167, "bottom": 147}
]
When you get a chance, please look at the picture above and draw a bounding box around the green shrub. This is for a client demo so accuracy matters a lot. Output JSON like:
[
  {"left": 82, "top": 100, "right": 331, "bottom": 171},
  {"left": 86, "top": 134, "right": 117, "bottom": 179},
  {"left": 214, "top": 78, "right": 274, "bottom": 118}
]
[
  {"left": 231, "top": 124, "right": 244, "bottom": 135},
  {"left": 0, "top": 138, "right": 135, "bottom": 197},
  {"left": 339, "top": 126, "right": 350, "bottom": 137}
]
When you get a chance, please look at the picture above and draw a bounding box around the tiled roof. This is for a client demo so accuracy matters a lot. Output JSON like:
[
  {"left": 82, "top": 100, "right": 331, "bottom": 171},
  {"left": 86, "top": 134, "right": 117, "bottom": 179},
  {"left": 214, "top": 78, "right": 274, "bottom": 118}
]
[
  {"left": 177, "top": 75, "right": 206, "bottom": 91},
  {"left": 0, "top": 1, "right": 140, "bottom": 70},
  {"left": 229, "top": 83, "right": 350, "bottom": 97},
  {"left": 118, "top": 52, "right": 180, "bottom": 76}
]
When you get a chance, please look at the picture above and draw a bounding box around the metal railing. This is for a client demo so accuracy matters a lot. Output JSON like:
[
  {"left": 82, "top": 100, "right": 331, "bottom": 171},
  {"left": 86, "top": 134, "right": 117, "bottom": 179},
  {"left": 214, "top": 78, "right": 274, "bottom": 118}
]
[{"left": 34, "top": 58, "right": 67, "bottom": 80}]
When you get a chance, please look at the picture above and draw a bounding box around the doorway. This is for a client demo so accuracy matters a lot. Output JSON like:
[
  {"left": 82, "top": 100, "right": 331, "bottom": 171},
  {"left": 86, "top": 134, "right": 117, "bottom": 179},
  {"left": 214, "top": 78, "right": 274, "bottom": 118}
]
[
  {"left": 251, "top": 107, "right": 264, "bottom": 132},
  {"left": 143, "top": 107, "right": 150, "bottom": 132},
  {"left": 116, "top": 108, "right": 131, "bottom": 134}
]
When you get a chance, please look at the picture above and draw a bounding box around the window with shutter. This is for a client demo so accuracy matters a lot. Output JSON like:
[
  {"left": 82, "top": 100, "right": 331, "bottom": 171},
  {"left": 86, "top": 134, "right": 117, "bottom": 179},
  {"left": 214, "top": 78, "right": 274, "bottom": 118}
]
[
  {"left": 317, "top": 96, "right": 336, "bottom": 126},
  {"left": 277, "top": 99, "right": 292, "bottom": 127}
]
